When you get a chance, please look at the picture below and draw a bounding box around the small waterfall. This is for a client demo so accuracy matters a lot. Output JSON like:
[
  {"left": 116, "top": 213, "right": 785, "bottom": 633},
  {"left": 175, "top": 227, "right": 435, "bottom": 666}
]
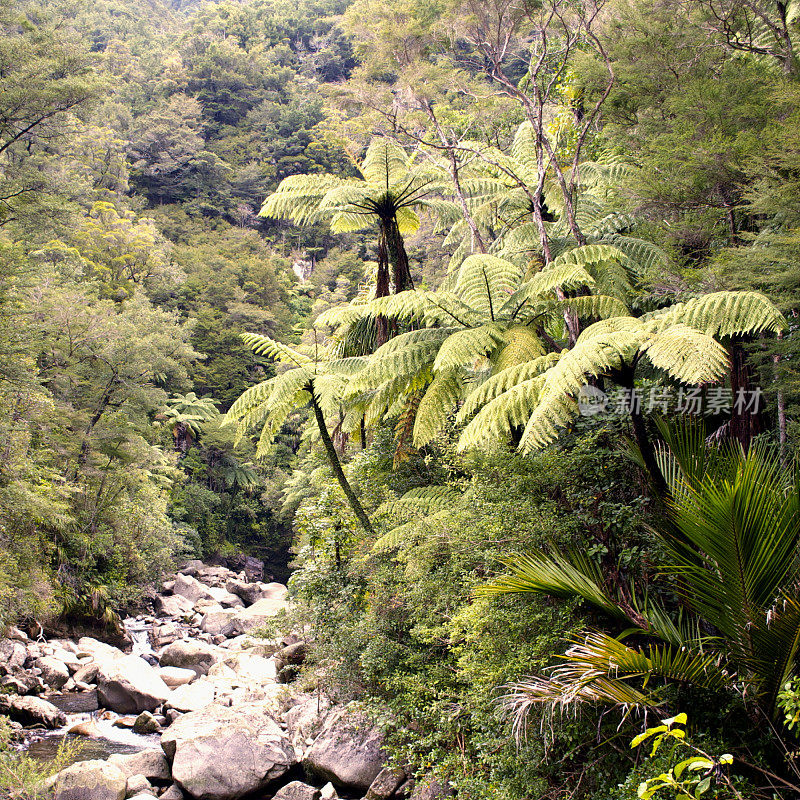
[{"left": 123, "top": 617, "right": 153, "bottom": 658}]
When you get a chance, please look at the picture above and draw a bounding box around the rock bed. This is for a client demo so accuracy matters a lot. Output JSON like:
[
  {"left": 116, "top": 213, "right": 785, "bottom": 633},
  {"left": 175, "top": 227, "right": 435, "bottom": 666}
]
[{"left": 0, "top": 561, "right": 443, "bottom": 800}]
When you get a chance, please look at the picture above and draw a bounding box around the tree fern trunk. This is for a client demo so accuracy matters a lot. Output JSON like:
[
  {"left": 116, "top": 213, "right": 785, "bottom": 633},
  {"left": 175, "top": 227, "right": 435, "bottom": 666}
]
[
  {"left": 617, "top": 367, "right": 667, "bottom": 497},
  {"left": 386, "top": 215, "right": 413, "bottom": 292},
  {"left": 309, "top": 389, "right": 374, "bottom": 536}
]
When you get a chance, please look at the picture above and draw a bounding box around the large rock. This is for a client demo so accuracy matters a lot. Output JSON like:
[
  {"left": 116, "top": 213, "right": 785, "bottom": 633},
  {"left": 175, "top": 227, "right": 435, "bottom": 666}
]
[
  {"left": 234, "top": 596, "right": 288, "bottom": 633},
  {"left": 108, "top": 751, "right": 170, "bottom": 781},
  {"left": 52, "top": 759, "right": 127, "bottom": 800},
  {"left": 285, "top": 694, "right": 331, "bottom": 750},
  {"left": 159, "top": 640, "right": 219, "bottom": 677},
  {"left": 96, "top": 655, "right": 171, "bottom": 714},
  {"left": 366, "top": 768, "right": 407, "bottom": 800},
  {"left": 303, "top": 705, "right": 385, "bottom": 791},
  {"left": 165, "top": 681, "right": 217, "bottom": 713},
  {"left": 34, "top": 656, "right": 70, "bottom": 689},
  {"left": 207, "top": 586, "right": 244, "bottom": 608},
  {"left": 172, "top": 574, "right": 216, "bottom": 605},
  {"left": 125, "top": 774, "right": 154, "bottom": 797},
  {"left": 161, "top": 701, "right": 295, "bottom": 800},
  {"left": 154, "top": 595, "right": 194, "bottom": 618},
  {"left": 200, "top": 609, "right": 239, "bottom": 638},
  {"left": 160, "top": 666, "right": 196, "bottom": 689},
  {"left": 73, "top": 661, "right": 100, "bottom": 685},
  {"left": 273, "top": 782, "right": 321, "bottom": 800},
  {"left": 179, "top": 560, "right": 204, "bottom": 576},
  {"left": 225, "top": 580, "right": 287, "bottom": 607},
  {"left": 0, "top": 694, "right": 66, "bottom": 728},
  {"left": 207, "top": 652, "right": 276, "bottom": 685},
  {"left": 0, "top": 639, "right": 27, "bottom": 670},
  {"left": 76, "top": 637, "right": 124, "bottom": 661}
]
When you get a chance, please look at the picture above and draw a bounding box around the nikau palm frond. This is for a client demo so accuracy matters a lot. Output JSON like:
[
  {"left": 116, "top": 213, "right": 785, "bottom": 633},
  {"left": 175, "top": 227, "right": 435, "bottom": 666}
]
[{"left": 488, "top": 435, "right": 800, "bottom": 732}]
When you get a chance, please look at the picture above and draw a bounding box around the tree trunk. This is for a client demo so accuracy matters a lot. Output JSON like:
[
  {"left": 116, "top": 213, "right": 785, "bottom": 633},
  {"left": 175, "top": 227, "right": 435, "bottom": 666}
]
[
  {"left": 617, "top": 367, "right": 668, "bottom": 497},
  {"left": 375, "top": 223, "right": 391, "bottom": 346},
  {"left": 309, "top": 388, "right": 374, "bottom": 536},
  {"left": 385, "top": 215, "right": 413, "bottom": 292},
  {"left": 729, "top": 338, "right": 763, "bottom": 452}
]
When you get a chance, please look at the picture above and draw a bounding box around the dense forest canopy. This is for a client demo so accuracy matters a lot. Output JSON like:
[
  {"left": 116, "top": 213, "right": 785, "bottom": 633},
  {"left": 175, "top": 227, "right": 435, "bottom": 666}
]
[{"left": 2, "top": 0, "right": 800, "bottom": 797}]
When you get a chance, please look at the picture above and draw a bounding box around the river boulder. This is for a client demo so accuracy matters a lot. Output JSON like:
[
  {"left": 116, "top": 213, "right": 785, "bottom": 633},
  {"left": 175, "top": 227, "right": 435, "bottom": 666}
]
[
  {"left": 303, "top": 704, "right": 386, "bottom": 791},
  {"left": 51, "top": 759, "right": 127, "bottom": 800},
  {"left": 109, "top": 750, "right": 171, "bottom": 781},
  {"left": 272, "top": 782, "right": 321, "bottom": 800},
  {"left": 96, "top": 655, "right": 171, "bottom": 714},
  {"left": 0, "top": 639, "right": 27, "bottom": 670},
  {"left": 34, "top": 656, "right": 70, "bottom": 689},
  {"left": 366, "top": 768, "right": 407, "bottom": 800},
  {"left": 159, "top": 666, "right": 196, "bottom": 688},
  {"left": 159, "top": 640, "right": 219, "bottom": 677},
  {"left": 154, "top": 594, "right": 195, "bottom": 618},
  {"left": 172, "top": 574, "right": 217, "bottom": 605},
  {"left": 161, "top": 701, "right": 295, "bottom": 800},
  {"left": 0, "top": 694, "right": 66, "bottom": 728}
]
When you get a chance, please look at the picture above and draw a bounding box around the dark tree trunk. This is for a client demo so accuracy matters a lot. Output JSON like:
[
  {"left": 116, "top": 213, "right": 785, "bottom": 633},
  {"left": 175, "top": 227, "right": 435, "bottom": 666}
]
[
  {"left": 617, "top": 367, "right": 668, "bottom": 498},
  {"left": 309, "top": 388, "right": 374, "bottom": 536},
  {"left": 729, "top": 338, "right": 764, "bottom": 452},
  {"left": 385, "top": 215, "right": 413, "bottom": 292}
]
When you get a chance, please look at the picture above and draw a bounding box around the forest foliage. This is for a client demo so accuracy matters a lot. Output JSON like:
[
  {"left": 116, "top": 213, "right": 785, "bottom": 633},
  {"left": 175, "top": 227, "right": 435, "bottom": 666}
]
[{"left": 3, "top": 0, "right": 800, "bottom": 797}]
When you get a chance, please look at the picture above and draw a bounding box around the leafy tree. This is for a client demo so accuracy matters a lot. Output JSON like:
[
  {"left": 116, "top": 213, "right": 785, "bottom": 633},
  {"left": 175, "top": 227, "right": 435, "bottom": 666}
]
[
  {"left": 160, "top": 391, "right": 220, "bottom": 452},
  {"left": 318, "top": 249, "right": 630, "bottom": 451}
]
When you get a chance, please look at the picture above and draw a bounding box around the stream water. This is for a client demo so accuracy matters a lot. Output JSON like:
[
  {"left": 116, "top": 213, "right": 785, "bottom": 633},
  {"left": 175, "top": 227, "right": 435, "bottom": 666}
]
[{"left": 24, "top": 618, "right": 161, "bottom": 766}]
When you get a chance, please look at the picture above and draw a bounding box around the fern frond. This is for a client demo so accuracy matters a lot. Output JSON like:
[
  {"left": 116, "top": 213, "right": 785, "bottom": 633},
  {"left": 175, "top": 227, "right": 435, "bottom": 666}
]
[
  {"left": 455, "top": 254, "right": 524, "bottom": 318},
  {"left": 458, "top": 354, "right": 561, "bottom": 423},
  {"left": 413, "top": 369, "right": 464, "bottom": 447},
  {"left": 642, "top": 324, "right": 729, "bottom": 384},
  {"left": 432, "top": 324, "right": 505, "bottom": 372},
  {"left": 491, "top": 325, "right": 547, "bottom": 372},
  {"left": 643, "top": 291, "right": 787, "bottom": 337},
  {"left": 240, "top": 332, "right": 313, "bottom": 367}
]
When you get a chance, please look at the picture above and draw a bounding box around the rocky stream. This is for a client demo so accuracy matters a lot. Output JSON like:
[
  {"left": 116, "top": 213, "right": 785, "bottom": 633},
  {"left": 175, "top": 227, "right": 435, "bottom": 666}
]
[{"left": 0, "top": 562, "right": 446, "bottom": 800}]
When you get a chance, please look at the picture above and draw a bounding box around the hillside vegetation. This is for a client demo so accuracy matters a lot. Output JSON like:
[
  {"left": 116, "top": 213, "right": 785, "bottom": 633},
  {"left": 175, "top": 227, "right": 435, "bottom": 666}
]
[{"left": 2, "top": 0, "right": 800, "bottom": 796}]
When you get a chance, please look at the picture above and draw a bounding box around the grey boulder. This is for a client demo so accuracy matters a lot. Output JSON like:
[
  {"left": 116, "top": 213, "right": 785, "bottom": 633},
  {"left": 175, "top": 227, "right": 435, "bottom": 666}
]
[
  {"left": 303, "top": 704, "right": 385, "bottom": 792},
  {"left": 0, "top": 694, "right": 66, "bottom": 728},
  {"left": 108, "top": 750, "right": 171, "bottom": 781},
  {"left": 34, "top": 656, "right": 70, "bottom": 689},
  {"left": 366, "top": 768, "right": 407, "bottom": 800},
  {"left": 52, "top": 759, "right": 127, "bottom": 800},
  {"left": 161, "top": 701, "right": 295, "bottom": 800},
  {"left": 272, "top": 782, "right": 321, "bottom": 800},
  {"left": 96, "top": 655, "right": 171, "bottom": 714},
  {"left": 159, "top": 640, "right": 219, "bottom": 677}
]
